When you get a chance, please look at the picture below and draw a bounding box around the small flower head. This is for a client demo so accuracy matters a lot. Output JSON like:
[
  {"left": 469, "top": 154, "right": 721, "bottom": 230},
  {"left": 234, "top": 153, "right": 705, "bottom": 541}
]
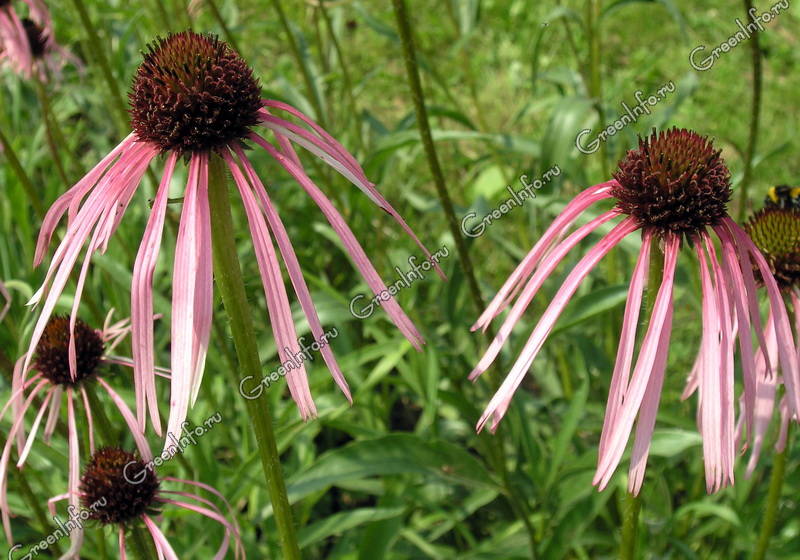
[
  {"left": 129, "top": 31, "right": 262, "bottom": 154},
  {"left": 744, "top": 207, "right": 800, "bottom": 291},
  {"left": 33, "top": 315, "right": 104, "bottom": 386},
  {"left": 80, "top": 447, "right": 160, "bottom": 525},
  {"left": 612, "top": 127, "right": 732, "bottom": 236},
  {"left": 20, "top": 17, "right": 46, "bottom": 58}
]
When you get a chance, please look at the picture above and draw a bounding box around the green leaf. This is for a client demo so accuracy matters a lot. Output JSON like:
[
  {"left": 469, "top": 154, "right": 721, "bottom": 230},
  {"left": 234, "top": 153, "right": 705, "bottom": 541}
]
[
  {"left": 299, "top": 506, "right": 405, "bottom": 548},
  {"left": 283, "top": 435, "right": 499, "bottom": 509},
  {"left": 551, "top": 284, "right": 629, "bottom": 336}
]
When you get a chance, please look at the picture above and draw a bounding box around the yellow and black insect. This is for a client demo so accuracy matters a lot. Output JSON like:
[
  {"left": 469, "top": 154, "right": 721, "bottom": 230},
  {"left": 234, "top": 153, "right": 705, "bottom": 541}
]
[{"left": 765, "top": 185, "right": 800, "bottom": 209}]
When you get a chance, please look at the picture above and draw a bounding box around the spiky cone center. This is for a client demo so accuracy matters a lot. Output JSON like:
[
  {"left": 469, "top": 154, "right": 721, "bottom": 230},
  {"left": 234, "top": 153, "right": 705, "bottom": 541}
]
[
  {"left": 744, "top": 207, "right": 800, "bottom": 291},
  {"left": 33, "top": 316, "right": 104, "bottom": 386},
  {"left": 80, "top": 447, "right": 160, "bottom": 525},
  {"left": 612, "top": 127, "right": 732, "bottom": 237},
  {"left": 129, "top": 31, "right": 262, "bottom": 154},
  {"left": 21, "top": 18, "right": 47, "bottom": 58}
]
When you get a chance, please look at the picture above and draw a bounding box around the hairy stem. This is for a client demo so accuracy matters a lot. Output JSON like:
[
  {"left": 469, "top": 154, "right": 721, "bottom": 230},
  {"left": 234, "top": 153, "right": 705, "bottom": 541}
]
[
  {"left": 620, "top": 235, "right": 663, "bottom": 559},
  {"left": 207, "top": 154, "right": 301, "bottom": 560},
  {"left": 753, "top": 419, "right": 792, "bottom": 559}
]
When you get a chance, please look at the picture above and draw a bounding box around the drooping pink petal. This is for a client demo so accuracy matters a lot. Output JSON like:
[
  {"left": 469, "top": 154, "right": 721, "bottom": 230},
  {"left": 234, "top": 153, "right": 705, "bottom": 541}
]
[
  {"left": 232, "top": 143, "right": 351, "bottom": 403},
  {"left": 470, "top": 209, "right": 621, "bottom": 382},
  {"left": 251, "top": 132, "right": 425, "bottom": 349},
  {"left": 599, "top": 229, "right": 651, "bottom": 459},
  {"left": 746, "top": 312, "right": 778, "bottom": 476},
  {"left": 593, "top": 232, "right": 679, "bottom": 491},
  {"left": 24, "top": 143, "right": 157, "bottom": 378},
  {"left": 474, "top": 182, "right": 616, "bottom": 330},
  {"left": 479, "top": 217, "right": 639, "bottom": 434},
  {"left": 65, "top": 389, "right": 83, "bottom": 557},
  {"left": 165, "top": 154, "right": 212, "bottom": 447},
  {"left": 143, "top": 514, "right": 179, "bottom": 560},
  {"left": 131, "top": 152, "right": 178, "bottom": 435},
  {"left": 0, "top": 379, "right": 48, "bottom": 542},
  {"left": 78, "top": 386, "right": 95, "bottom": 455},
  {"left": 157, "top": 497, "right": 234, "bottom": 559},
  {"left": 15, "top": 388, "right": 54, "bottom": 467},
  {"left": 714, "top": 224, "right": 758, "bottom": 441},
  {"left": 159, "top": 487, "right": 244, "bottom": 559},
  {"left": 704, "top": 233, "right": 736, "bottom": 486},
  {"left": 628, "top": 293, "right": 673, "bottom": 495},
  {"left": 726, "top": 218, "right": 800, "bottom": 417},
  {"left": 223, "top": 150, "right": 316, "bottom": 418},
  {"left": 119, "top": 527, "right": 127, "bottom": 560},
  {"left": 97, "top": 378, "right": 153, "bottom": 461}
]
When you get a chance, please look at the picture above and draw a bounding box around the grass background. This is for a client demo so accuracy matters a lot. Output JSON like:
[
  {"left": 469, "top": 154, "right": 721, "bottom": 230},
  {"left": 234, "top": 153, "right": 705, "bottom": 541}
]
[{"left": 1, "top": 0, "right": 799, "bottom": 557}]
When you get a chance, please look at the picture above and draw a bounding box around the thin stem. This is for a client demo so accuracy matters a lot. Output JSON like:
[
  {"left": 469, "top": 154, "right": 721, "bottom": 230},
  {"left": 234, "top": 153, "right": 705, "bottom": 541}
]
[
  {"left": 620, "top": 235, "right": 663, "bottom": 559},
  {"left": 620, "top": 491, "right": 641, "bottom": 560},
  {"left": 269, "top": 0, "right": 327, "bottom": 128},
  {"left": 753, "top": 419, "right": 792, "bottom": 559},
  {"left": 585, "top": 0, "right": 609, "bottom": 178},
  {"left": 392, "top": 1, "right": 539, "bottom": 556},
  {"left": 68, "top": 0, "right": 129, "bottom": 128},
  {"left": 737, "top": 0, "right": 763, "bottom": 222},
  {"left": 207, "top": 154, "right": 301, "bottom": 560},
  {"left": 206, "top": 0, "right": 241, "bottom": 55},
  {"left": 33, "top": 78, "right": 71, "bottom": 188},
  {"left": 0, "top": 125, "right": 45, "bottom": 219},
  {"left": 390, "top": 0, "right": 485, "bottom": 317}
]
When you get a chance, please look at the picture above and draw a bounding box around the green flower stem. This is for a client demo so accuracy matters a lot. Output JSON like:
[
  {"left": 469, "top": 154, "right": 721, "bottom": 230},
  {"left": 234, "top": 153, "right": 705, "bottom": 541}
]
[
  {"left": 207, "top": 154, "right": 301, "bottom": 560},
  {"left": 68, "top": 0, "right": 129, "bottom": 129},
  {"left": 737, "top": 0, "right": 763, "bottom": 222},
  {"left": 620, "top": 235, "right": 663, "bottom": 560},
  {"left": 586, "top": 0, "right": 609, "bottom": 179},
  {"left": 83, "top": 384, "right": 156, "bottom": 560},
  {"left": 269, "top": 0, "right": 327, "bottom": 129},
  {"left": 390, "top": 0, "right": 485, "bottom": 319},
  {"left": 391, "top": 1, "right": 539, "bottom": 557},
  {"left": 0, "top": 125, "right": 45, "bottom": 219},
  {"left": 753, "top": 416, "right": 792, "bottom": 559},
  {"left": 33, "top": 78, "right": 71, "bottom": 188}
]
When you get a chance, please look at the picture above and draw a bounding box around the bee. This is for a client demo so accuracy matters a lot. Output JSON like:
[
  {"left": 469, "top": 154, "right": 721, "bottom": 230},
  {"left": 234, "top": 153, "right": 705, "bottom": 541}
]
[{"left": 765, "top": 185, "right": 800, "bottom": 209}]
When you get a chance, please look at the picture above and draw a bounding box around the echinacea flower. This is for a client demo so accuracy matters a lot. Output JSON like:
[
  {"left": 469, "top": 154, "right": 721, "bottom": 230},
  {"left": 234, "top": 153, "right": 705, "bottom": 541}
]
[
  {"left": 0, "top": 313, "right": 164, "bottom": 549},
  {"left": 26, "top": 31, "right": 441, "bottom": 446},
  {"left": 49, "top": 445, "right": 242, "bottom": 559},
  {"left": 724, "top": 206, "right": 800, "bottom": 473},
  {"left": 0, "top": 0, "right": 57, "bottom": 79},
  {"left": 470, "top": 128, "right": 800, "bottom": 494}
]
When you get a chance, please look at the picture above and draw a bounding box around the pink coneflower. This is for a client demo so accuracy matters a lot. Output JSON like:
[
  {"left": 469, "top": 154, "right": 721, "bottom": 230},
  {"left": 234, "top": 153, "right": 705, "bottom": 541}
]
[
  {"left": 470, "top": 128, "right": 800, "bottom": 494},
  {"left": 0, "top": 313, "right": 164, "bottom": 548},
  {"left": 722, "top": 206, "right": 800, "bottom": 473},
  {"left": 27, "top": 31, "right": 441, "bottom": 445},
  {"left": 0, "top": 1, "right": 63, "bottom": 80},
  {"left": 49, "top": 445, "right": 243, "bottom": 559}
]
